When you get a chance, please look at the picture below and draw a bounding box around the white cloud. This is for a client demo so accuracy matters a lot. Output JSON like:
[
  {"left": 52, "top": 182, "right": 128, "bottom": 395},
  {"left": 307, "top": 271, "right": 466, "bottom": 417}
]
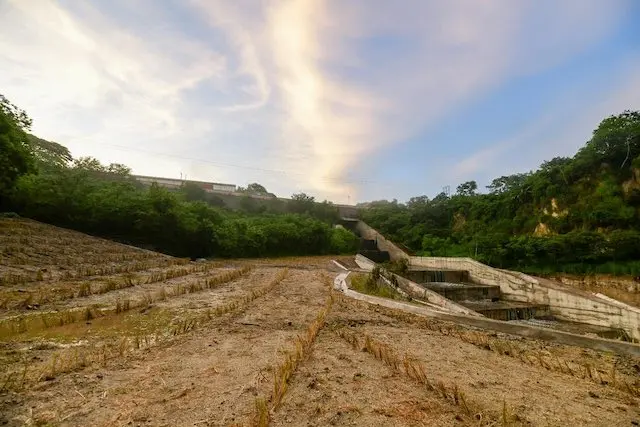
[{"left": 0, "top": 0, "right": 633, "bottom": 202}]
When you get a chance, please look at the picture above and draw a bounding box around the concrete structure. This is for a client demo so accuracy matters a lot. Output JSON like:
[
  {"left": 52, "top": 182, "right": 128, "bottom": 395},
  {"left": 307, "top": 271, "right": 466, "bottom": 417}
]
[
  {"left": 133, "top": 175, "right": 236, "bottom": 193},
  {"left": 352, "top": 254, "right": 478, "bottom": 316},
  {"left": 336, "top": 204, "right": 359, "bottom": 219},
  {"left": 422, "top": 282, "right": 501, "bottom": 302},
  {"left": 332, "top": 271, "right": 640, "bottom": 357},
  {"left": 411, "top": 256, "right": 640, "bottom": 342},
  {"left": 461, "top": 300, "right": 551, "bottom": 321},
  {"left": 405, "top": 269, "right": 469, "bottom": 284},
  {"left": 388, "top": 271, "right": 480, "bottom": 316},
  {"left": 355, "top": 254, "right": 376, "bottom": 271},
  {"left": 350, "top": 219, "right": 640, "bottom": 341},
  {"left": 354, "top": 221, "right": 409, "bottom": 261}
]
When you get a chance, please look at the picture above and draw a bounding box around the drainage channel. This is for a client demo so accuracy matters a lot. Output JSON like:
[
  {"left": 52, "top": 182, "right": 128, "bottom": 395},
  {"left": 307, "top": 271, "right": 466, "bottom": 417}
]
[{"left": 409, "top": 269, "right": 629, "bottom": 341}]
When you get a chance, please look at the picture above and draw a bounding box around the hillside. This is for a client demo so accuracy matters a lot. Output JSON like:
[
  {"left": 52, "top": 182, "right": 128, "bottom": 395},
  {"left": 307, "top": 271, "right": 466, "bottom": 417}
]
[
  {"left": 1, "top": 95, "right": 360, "bottom": 261},
  {"left": 361, "top": 111, "right": 640, "bottom": 275},
  {"left": 1, "top": 218, "right": 639, "bottom": 426}
]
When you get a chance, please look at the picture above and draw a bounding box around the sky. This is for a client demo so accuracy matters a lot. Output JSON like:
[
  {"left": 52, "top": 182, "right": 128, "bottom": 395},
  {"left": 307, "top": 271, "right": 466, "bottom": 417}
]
[{"left": 1, "top": 0, "right": 639, "bottom": 204}]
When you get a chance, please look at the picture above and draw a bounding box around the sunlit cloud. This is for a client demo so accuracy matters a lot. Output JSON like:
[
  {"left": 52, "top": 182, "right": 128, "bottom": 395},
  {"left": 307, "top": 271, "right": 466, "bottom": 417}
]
[{"left": 0, "top": 0, "right": 635, "bottom": 202}]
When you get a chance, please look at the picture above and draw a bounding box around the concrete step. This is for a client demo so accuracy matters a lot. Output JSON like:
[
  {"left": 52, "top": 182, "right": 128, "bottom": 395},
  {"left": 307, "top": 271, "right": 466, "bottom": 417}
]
[
  {"left": 360, "top": 239, "right": 378, "bottom": 251},
  {"left": 422, "top": 282, "right": 501, "bottom": 302},
  {"left": 405, "top": 269, "right": 469, "bottom": 284},
  {"left": 460, "top": 300, "right": 551, "bottom": 321}
]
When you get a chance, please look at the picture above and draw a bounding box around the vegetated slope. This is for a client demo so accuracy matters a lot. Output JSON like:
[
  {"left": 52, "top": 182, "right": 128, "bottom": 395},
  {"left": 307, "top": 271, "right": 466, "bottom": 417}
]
[
  {"left": 361, "top": 111, "right": 640, "bottom": 276},
  {"left": 0, "top": 94, "right": 359, "bottom": 260},
  {"left": 4, "top": 152, "right": 358, "bottom": 259}
]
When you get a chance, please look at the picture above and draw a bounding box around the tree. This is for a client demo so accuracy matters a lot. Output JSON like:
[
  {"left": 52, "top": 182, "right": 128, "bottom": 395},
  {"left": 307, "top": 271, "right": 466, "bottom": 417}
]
[
  {"left": 581, "top": 111, "right": 640, "bottom": 169},
  {"left": 239, "top": 195, "right": 265, "bottom": 214},
  {"left": 107, "top": 163, "right": 131, "bottom": 176},
  {"left": 181, "top": 182, "right": 207, "bottom": 202},
  {"left": 246, "top": 182, "right": 269, "bottom": 195},
  {"left": 486, "top": 174, "right": 528, "bottom": 194},
  {"left": 0, "top": 94, "right": 34, "bottom": 205},
  {"left": 456, "top": 181, "right": 477, "bottom": 196},
  {"left": 288, "top": 192, "right": 315, "bottom": 214},
  {"left": 73, "top": 157, "right": 106, "bottom": 172},
  {"left": 27, "top": 134, "right": 73, "bottom": 170},
  {"left": 291, "top": 192, "right": 314, "bottom": 202}
]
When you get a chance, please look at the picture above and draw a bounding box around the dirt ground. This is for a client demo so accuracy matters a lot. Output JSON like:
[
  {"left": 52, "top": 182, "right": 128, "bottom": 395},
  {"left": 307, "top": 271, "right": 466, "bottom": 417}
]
[{"left": 1, "top": 218, "right": 640, "bottom": 426}]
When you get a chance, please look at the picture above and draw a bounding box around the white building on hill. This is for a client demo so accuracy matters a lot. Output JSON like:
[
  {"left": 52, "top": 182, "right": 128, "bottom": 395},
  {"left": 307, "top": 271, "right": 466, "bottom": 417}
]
[{"left": 133, "top": 175, "right": 237, "bottom": 194}]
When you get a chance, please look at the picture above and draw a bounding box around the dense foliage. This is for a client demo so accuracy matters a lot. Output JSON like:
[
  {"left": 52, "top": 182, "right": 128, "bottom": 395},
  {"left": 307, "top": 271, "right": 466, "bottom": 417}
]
[
  {"left": 361, "top": 111, "right": 640, "bottom": 275},
  {"left": 0, "top": 95, "right": 34, "bottom": 206},
  {"left": 0, "top": 95, "right": 358, "bottom": 259}
]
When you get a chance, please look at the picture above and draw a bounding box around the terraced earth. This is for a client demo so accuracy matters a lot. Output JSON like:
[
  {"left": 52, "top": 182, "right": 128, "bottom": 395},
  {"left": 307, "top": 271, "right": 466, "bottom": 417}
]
[{"left": 1, "top": 218, "right": 639, "bottom": 426}]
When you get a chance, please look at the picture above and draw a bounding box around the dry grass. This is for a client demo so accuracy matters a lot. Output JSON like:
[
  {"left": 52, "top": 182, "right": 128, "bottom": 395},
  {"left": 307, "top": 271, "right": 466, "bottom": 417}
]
[
  {"left": 0, "top": 269, "right": 289, "bottom": 392},
  {"left": 0, "top": 256, "right": 188, "bottom": 285},
  {"left": 348, "top": 272, "right": 402, "bottom": 300},
  {"left": 251, "top": 277, "right": 334, "bottom": 426},
  {"left": 0, "top": 261, "right": 223, "bottom": 309},
  {"left": 336, "top": 329, "right": 524, "bottom": 426},
  {"left": 453, "top": 328, "right": 640, "bottom": 397},
  {"left": 342, "top": 295, "right": 640, "bottom": 398},
  {"left": 0, "top": 267, "right": 252, "bottom": 339}
]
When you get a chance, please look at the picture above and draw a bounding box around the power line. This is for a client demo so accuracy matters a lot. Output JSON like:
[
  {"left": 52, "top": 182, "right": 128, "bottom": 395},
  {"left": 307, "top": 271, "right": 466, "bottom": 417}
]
[{"left": 81, "top": 140, "right": 396, "bottom": 186}]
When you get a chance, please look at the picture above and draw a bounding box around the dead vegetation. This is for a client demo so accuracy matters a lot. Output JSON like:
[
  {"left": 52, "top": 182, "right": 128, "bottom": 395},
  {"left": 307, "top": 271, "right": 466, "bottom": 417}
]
[
  {"left": 252, "top": 278, "right": 334, "bottom": 426},
  {"left": 360, "top": 300, "right": 640, "bottom": 398},
  {"left": 0, "top": 266, "right": 252, "bottom": 339},
  {"left": 1, "top": 219, "right": 639, "bottom": 426},
  {"left": 0, "top": 268, "right": 288, "bottom": 392},
  {"left": 336, "top": 329, "right": 524, "bottom": 426}
]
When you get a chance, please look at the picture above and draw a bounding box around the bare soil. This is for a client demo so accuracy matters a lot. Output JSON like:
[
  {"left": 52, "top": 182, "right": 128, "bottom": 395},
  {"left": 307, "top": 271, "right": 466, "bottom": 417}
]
[{"left": 1, "top": 219, "right": 639, "bottom": 426}]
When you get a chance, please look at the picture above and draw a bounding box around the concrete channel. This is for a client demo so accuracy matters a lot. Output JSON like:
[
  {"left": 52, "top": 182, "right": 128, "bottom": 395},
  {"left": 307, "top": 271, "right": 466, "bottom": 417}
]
[{"left": 333, "top": 270, "right": 640, "bottom": 358}]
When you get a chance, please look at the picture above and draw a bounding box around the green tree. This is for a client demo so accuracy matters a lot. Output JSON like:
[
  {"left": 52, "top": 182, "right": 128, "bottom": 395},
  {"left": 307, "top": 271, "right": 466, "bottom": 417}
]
[
  {"left": 246, "top": 182, "right": 269, "bottom": 195},
  {"left": 456, "top": 180, "right": 478, "bottom": 196},
  {"left": 27, "top": 134, "right": 73, "bottom": 170},
  {"left": 0, "top": 95, "right": 34, "bottom": 205},
  {"left": 180, "top": 182, "right": 207, "bottom": 202},
  {"left": 288, "top": 192, "right": 315, "bottom": 214}
]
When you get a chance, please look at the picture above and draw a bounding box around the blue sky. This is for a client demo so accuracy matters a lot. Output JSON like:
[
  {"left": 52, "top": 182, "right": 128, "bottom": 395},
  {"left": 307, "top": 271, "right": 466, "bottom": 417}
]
[{"left": 1, "top": 1, "right": 639, "bottom": 203}]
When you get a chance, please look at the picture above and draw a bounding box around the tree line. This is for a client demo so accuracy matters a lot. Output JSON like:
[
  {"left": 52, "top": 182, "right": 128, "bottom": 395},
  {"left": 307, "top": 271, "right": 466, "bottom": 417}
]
[
  {"left": 360, "top": 111, "right": 640, "bottom": 276},
  {"left": 0, "top": 95, "right": 358, "bottom": 259}
]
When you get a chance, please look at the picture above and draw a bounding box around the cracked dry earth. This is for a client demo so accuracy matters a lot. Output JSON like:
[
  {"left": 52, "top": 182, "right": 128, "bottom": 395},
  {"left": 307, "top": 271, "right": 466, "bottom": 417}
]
[{"left": 1, "top": 219, "right": 640, "bottom": 426}]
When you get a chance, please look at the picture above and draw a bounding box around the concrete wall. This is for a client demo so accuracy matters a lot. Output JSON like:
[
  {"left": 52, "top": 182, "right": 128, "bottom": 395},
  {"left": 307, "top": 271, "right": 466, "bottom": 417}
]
[
  {"left": 354, "top": 222, "right": 410, "bottom": 261},
  {"left": 134, "top": 175, "right": 236, "bottom": 193},
  {"left": 332, "top": 275, "right": 640, "bottom": 357},
  {"left": 337, "top": 204, "right": 359, "bottom": 219},
  {"left": 410, "top": 256, "right": 640, "bottom": 342},
  {"left": 389, "top": 272, "right": 480, "bottom": 316},
  {"left": 355, "top": 254, "right": 375, "bottom": 271},
  {"left": 351, "top": 255, "right": 477, "bottom": 316},
  {"left": 405, "top": 269, "right": 469, "bottom": 284}
]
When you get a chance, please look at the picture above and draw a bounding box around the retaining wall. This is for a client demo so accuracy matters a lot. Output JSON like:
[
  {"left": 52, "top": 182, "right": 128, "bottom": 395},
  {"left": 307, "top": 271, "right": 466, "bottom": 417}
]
[
  {"left": 350, "top": 255, "right": 477, "bottom": 316},
  {"left": 389, "top": 272, "right": 480, "bottom": 316},
  {"left": 332, "top": 276, "right": 640, "bottom": 357},
  {"left": 410, "top": 256, "right": 640, "bottom": 342},
  {"left": 355, "top": 254, "right": 375, "bottom": 271}
]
